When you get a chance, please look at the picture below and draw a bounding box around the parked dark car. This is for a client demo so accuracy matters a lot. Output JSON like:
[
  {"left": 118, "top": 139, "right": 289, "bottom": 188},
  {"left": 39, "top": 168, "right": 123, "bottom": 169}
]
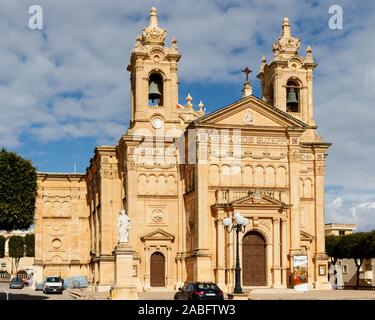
[
  {"left": 174, "top": 282, "right": 224, "bottom": 300},
  {"left": 9, "top": 277, "right": 24, "bottom": 289}
]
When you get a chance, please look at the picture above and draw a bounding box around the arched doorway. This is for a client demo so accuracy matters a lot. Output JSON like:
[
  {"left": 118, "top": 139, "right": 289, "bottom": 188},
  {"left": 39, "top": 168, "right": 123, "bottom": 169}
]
[
  {"left": 150, "top": 252, "right": 165, "bottom": 287},
  {"left": 242, "top": 231, "right": 266, "bottom": 286}
]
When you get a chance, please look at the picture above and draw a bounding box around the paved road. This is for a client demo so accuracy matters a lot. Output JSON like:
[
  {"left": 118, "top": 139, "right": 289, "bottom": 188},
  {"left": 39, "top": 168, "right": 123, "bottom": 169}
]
[{"left": 0, "top": 282, "right": 74, "bottom": 300}]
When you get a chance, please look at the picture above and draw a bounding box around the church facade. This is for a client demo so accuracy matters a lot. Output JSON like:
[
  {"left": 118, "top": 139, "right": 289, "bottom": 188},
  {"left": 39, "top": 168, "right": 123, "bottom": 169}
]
[{"left": 34, "top": 8, "right": 331, "bottom": 292}]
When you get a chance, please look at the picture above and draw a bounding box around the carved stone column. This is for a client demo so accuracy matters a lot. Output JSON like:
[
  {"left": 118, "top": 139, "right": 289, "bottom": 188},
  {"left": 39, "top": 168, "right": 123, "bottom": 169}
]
[
  {"left": 216, "top": 217, "right": 225, "bottom": 289},
  {"left": 306, "top": 71, "right": 315, "bottom": 126},
  {"left": 165, "top": 246, "right": 171, "bottom": 288},
  {"left": 281, "top": 217, "right": 288, "bottom": 287},
  {"left": 143, "top": 246, "right": 151, "bottom": 291},
  {"left": 272, "top": 217, "right": 282, "bottom": 287},
  {"left": 175, "top": 253, "right": 183, "bottom": 289},
  {"left": 313, "top": 159, "right": 330, "bottom": 289},
  {"left": 288, "top": 147, "right": 301, "bottom": 255},
  {"left": 195, "top": 130, "right": 212, "bottom": 281}
]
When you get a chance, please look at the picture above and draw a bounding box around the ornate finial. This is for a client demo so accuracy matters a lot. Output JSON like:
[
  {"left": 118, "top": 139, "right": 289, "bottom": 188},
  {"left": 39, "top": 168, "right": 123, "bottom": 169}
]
[
  {"left": 282, "top": 17, "right": 291, "bottom": 36},
  {"left": 149, "top": 7, "right": 158, "bottom": 27},
  {"left": 185, "top": 93, "right": 193, "bottom": 108},
  {"left": 305, "top": 45, "right": 314, "bottom": 63},
  {"left": 262, "top": 56, "right": 267, "bottom": 63},
  {"left": 142, "top": 7, "right": 167, "bottom": 45},
  {"left": 198, "top": 100, "right": 204, "bottom": 113},
  {"left": 171, "top": 36, "right": 178, "bottom": 49},
  {"left": 272, "top": 17, "right": 300, "bottom": 57}
]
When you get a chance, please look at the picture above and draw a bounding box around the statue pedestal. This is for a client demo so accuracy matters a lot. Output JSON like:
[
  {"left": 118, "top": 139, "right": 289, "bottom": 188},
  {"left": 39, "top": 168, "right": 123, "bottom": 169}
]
[{"left": 110, "top": 243, "right": 138, "bottom": 300}]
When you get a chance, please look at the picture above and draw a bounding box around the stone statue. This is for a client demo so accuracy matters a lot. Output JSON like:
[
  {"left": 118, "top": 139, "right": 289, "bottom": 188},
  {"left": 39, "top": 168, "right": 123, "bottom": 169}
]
[{"left": 118, "top": 210, "right": 130, "bottom": 243}]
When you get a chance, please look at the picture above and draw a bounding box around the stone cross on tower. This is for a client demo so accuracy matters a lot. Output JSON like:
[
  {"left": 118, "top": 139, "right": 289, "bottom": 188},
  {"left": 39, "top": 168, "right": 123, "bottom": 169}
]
[
  {"left": 242, "top": 67, "right": 252, "bottom": 82},
  {"left": 241, "top": 67, "right": 253, "bottom": 98}
]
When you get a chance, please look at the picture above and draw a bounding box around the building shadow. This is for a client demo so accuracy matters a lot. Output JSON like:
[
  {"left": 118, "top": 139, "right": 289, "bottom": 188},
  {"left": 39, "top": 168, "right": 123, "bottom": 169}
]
[{"left": 7, "top": 293, "right": 49, "bottom": 300}]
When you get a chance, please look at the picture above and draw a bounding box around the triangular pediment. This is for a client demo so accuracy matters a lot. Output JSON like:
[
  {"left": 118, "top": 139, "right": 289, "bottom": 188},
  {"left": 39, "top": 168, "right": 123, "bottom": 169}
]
[
  {"left": 230, "top": 193, "right": 290, "bottom": 208},
  {"left": 195, "top": 95, "right": 308, "bottom": 129},
  {"left": 301, "top": 230, "right": 314, "bottom": 242},
  {"left": 140, "top": 228, "right": 175, "bottom": 242}
]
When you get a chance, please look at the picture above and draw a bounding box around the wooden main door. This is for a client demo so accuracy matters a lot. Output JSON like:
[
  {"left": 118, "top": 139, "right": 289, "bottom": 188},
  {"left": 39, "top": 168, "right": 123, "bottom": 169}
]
[
  {"left": 150, "top": 252, "right": 165, "bottom": 287},
  {"left": 242, "top": 231, "right": 266, "bottom": 286}
]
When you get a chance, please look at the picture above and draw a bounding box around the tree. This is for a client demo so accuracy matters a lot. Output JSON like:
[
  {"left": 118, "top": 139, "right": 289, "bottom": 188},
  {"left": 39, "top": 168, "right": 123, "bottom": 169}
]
[
  {"left": 24, "top": 233, "right": 35, "bottom": 257},
  {"left": 0, "top": 235, "right": 5, "bottom": 258},
  {"left": 0, "top": 148, "right": 37, "bottom": 231},
  {"left": 8, "top": 235, "right": 24, "bottom": 275},
  {"left": 325, "top": 235, "right": 342, "bottom": 265},
  {"left": 340, "top": 232, "right": 374, "bottom": 288}
]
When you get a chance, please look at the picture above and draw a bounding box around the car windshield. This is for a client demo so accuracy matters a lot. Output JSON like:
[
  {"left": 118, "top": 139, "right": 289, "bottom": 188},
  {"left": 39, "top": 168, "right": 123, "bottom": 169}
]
[
  {"left": 46, "top": 277, "right": 61, "bottom": 282},
  {"left": 196, "top": 283, "right": 218, "bottom": 290}
]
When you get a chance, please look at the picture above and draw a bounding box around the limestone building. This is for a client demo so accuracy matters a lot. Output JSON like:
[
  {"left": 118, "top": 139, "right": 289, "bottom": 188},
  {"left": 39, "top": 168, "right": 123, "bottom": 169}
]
[{"left": 34, "top": 8, "right": 331, "bottom": 292}]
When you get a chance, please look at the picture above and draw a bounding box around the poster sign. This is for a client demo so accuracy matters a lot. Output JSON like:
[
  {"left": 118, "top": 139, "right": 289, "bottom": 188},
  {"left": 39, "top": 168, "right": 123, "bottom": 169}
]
[{"left": 293, "top": 255, "right": 309, "bottom": 291}]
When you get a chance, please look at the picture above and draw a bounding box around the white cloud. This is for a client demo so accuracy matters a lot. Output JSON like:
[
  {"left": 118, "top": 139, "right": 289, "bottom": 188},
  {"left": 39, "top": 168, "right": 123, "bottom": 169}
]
[{"left": 326, "top": 195, "right": 375, "bottom": 232}]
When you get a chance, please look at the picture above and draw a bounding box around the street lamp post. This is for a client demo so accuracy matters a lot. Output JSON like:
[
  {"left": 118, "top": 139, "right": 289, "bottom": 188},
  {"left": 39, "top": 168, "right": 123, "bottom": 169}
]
[{"left": 223, "top": 212, "right": 249, "bottom": 294}]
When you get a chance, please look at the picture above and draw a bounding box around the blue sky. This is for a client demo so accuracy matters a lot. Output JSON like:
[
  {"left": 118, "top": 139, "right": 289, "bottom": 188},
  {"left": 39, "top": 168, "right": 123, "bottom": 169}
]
[{"left": 0, "top": 0, "right": 375, "bottom": 230}]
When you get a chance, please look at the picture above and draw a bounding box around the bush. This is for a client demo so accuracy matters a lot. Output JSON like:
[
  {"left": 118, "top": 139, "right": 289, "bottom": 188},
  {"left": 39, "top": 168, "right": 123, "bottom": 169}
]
[
  {"left": 24, "top": 234, "right": 35, "bottom": 257},
  {"left": 9, "top": 235, "right": 24, "bottom": 258}
]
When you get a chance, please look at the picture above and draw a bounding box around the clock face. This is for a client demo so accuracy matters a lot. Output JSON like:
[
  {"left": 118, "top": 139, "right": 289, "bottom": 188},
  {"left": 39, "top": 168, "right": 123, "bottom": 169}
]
[{"left": 151, "top": 117, "right": 163, "bottom": 129}]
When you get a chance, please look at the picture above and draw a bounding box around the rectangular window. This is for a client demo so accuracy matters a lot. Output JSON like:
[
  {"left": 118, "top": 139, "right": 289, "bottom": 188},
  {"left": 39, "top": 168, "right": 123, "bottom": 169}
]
[
  {"left": 0, "top": 263, "right": 6, "bottom": 268},
  {"left": 343, "top": 265, "right": 348, "bottom": 274},
  {"left": 339, "top": 230, "right": 345, "bottom": 236}
]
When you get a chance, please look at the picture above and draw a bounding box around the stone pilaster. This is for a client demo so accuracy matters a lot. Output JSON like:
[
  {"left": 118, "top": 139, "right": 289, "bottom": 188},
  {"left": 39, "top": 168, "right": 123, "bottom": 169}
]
[
  {"left": 215, "top": 217, "right": 225, "bottom": 289},
  {"left": 281, "top": 217, "right": 288, "bottom": 287},
  {"left": 313, "top": 156, "right": 330, "bottom": 289},
  {"left": 288, "top": 146, "right": 301, "bottom": 255},
  {"left": 143, "top": 246, "right": 151, "bottom": 291},
  {"left": 272, "top": 217, "right": 282, "bottom": 287},
  {"left": 194, "top": 131, "right": 212, "bottom": 281}
]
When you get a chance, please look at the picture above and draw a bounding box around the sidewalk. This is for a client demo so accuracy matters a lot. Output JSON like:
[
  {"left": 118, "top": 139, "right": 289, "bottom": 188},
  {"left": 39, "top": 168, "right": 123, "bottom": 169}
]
[
  {"left": 66, "top": 288, "right": 176, "bottom": 300},
  {"left": 67, "top": 287, "right": 375, "bottom": 300},
  {"left": 248, "top": 289, "right": 375, "bottom": 300}
]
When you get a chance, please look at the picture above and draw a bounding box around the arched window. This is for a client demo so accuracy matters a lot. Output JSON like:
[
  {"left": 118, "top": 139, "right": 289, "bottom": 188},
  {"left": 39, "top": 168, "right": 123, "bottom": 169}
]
[
  {"left": 286, "top": 79, "right": 300, "bottom": 112},
  {"left": 148, "top": 73, "right": 163, "bottom": 106}
]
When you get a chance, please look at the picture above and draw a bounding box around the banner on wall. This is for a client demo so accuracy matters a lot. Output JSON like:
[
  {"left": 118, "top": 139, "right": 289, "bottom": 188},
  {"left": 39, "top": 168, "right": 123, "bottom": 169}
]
[{"left": 293, "top": 255, "right": 309, "bottom": 291}]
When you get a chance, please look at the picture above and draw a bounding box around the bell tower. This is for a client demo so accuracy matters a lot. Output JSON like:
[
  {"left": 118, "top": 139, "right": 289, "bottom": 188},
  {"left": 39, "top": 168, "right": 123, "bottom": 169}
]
[
  {"left": 257, "top": 17, "right": 317, "bottom": 126},
  {"left": 127, "top": 7, "right": 181, "bottom": 132}
]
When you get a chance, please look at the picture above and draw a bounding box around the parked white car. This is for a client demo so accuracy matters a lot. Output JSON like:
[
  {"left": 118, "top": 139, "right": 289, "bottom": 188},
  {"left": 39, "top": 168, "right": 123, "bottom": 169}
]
[{"left": 43, "top": 276, "right": 64, "bottom": 294}]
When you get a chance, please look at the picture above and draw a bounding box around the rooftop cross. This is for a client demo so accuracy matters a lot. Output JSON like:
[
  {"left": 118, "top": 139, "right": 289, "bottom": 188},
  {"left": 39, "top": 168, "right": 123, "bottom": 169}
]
[{"left": 242, "top": 67, "right": 252, "bottom": 82}]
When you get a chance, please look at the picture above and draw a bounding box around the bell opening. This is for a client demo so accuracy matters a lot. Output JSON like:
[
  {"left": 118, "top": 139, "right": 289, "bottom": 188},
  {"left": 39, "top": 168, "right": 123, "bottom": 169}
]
[
  {"left": 148, "top": 73, "right": 163, "bottom": 107},
  {"left": 286, "top": 80, "right": 300, "bottom": 113}
]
